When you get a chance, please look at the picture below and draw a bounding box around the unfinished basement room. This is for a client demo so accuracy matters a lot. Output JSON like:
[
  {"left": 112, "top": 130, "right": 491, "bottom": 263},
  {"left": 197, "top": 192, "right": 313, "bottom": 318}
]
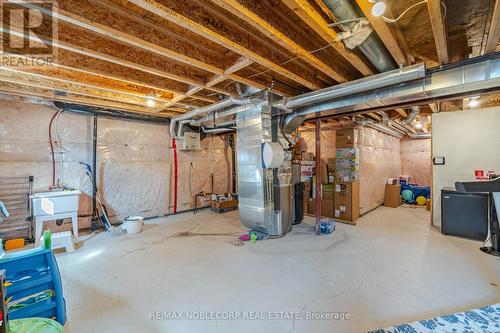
[{"left": 0, "top": 0, "right": 499, "bottom": 332}]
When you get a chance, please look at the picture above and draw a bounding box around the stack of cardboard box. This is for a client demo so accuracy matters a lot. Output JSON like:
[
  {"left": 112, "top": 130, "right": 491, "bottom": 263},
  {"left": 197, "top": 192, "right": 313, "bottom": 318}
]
[
  {"left": 334, "top": 128, "right": 360, "bottom": 223},
  {"left": 300, "top": 128, "right": 361, "bottom": 222}
]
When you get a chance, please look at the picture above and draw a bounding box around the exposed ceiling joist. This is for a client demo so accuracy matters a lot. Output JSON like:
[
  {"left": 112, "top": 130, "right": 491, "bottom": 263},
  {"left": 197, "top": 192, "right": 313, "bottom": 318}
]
[
  {"left": 21, "top": 3, "right": 265, "bottom": 95},
  {"left": 0, "top": 83, "right": 172, "bottom": 115},
  {"left": 165, "top": 56, "right": 257, "bottom": 110},
  {"left": 0, "top": 73, "right": 170, "bottom": 109},
  {"left": 281, "top": 0, "right": 374, "bottom": 77},
  {"left": 427, "top": 0, "right": 449, "bottom": 64},
  {"left": 1, "top": 54, "right": 220, "bottom": 103},
  {"left": 1, "top": 66, "right": 173, "bottom": 105},
  {"left": 395, "top": 108, "right": 408, "bottom": 117},
  {"left": 485, "top": 0, "right": 500, "bottom": 53},
  {"left": 2, "top": 27, "right": 236, "bottom": 97},
  {"left": 355, "top": 0, "right": 408, "bottom": 66},
  {"left": 128, "top": 0, "right": 321, "bottom": 90},
  {"left": 209, "top": 0, "right": 349, "bottom": 83}
]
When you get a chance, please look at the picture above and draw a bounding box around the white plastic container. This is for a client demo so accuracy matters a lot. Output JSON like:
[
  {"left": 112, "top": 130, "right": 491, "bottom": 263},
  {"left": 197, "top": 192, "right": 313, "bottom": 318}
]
[{"left": 123, "top": 216, "right": 144, "bottom": 234}]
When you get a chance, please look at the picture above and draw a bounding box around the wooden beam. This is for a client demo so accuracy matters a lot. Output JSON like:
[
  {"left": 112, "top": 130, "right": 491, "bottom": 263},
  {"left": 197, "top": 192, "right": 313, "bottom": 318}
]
[
  {"left": 209, "top": 0, "right": 348, "bottom": 83},
  {"left": 20, "top": 3, "right": 267, "bottom": 94},
  {"left": 2, "top": 27, "right": 236, "bottom": 97},
  {"left": 1, "top": 66, "right": 173, "bottom": 104},
  {"left": 428, "top": 103, "right": 439, "bottom": 113},
  {"left": 366, "top": 112, "right": 381, "bottom": 121},
  {"left": 281, "top": 0, "right": 374, "bottom": 76},
  {"left": 427, "top": 0, "right": 449, "bottom": 64},
  {"left": 0, "top": 83, "right": 171, "bottom": 115},
  {"left": 485, "top": 0, "right": 500, "bottom": 53},
  {"left": 128, "top": 0, "right": 321, "bottom": 90},
  {"left": 355, "top": 0, "right": 407, "bottom": 66},
  {"left": 0, "top": 72, "right": 171, "bottom": 109},
  {"left": 163, "top": 56, "right": 254, "bottom": 110},
  {"left": 395, "top": 108, "right": 407, "bottom": 117}
]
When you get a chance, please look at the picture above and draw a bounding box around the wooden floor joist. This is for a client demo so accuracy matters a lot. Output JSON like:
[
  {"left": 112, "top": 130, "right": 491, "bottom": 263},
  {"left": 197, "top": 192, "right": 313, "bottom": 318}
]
[
  {"left": 20, "top": 3, "right": 267, "bottom": 95},
  {"left": 2, "top": 27, "right": 236, "bottom": 98},
  {"left": 485, "top": 0, "right": 500, "bottom": 54},
  {"left": 427, "top": 0, "right": 449, "bottom": 65},
  {"left": 128, "top": 0, "right": 322, "bottom": 90},
  {"left": 165, "top": 56, "right": 257, "bottom": 110},
  {"left": 281, "top": 0, "right": 374, "bottom": 77},
  {"left": 209, "top": 0, "right": 348, "bottom": 83}
]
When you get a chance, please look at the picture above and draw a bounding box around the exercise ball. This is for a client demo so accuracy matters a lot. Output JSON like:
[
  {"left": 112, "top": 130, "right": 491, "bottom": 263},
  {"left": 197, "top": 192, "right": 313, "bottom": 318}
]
[{"left": 401, "top": 190, "right": 414, "bottom": 202}]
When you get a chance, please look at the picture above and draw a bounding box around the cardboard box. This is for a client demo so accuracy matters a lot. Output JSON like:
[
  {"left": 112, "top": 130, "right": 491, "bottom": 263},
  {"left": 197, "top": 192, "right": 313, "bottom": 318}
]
[
  {"left": 336, "top": 128, "right": 358, "bottom": 148},
  {"left": 302, "top": 152, "right": 314, "bottom": 161},
  {"left": 334, "top": 181, "right": 359, "bottom": 222},
  {"left": 321, "top": 199, "right": 334, "bottom": 218},
  {"left": 384, "top": 184, "right": 401, "bottom": 208},
  {"left": 307, "top": 198, "right": 315, "bottom": 215}
]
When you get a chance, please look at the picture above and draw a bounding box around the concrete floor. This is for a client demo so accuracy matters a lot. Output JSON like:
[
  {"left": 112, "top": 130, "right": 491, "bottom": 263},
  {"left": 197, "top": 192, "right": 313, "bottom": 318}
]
[{"left": 58, "top": 207, "right": 500, "bottom": 333}]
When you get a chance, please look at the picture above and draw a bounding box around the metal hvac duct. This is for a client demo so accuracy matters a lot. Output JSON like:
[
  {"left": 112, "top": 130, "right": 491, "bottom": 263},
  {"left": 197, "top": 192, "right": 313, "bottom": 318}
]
[
  {"left": 353, "top": 117, "right": 403, "bottom": 138},
  {"left": 236, "top": 105, "right": 293, "bottom": 237},
  {"left": 283, "top": 53, "right": 500, "bottom": 131},
  {"left": 281, "top": 63, "right": 425, "bottom": 110},
  {"left": 321, "top": 0, "right": 396, "bottom": 72},
  {"left": 404, "top": 106, "right": 420, "bottom": 125},
  {"left": 169, "top": 97, "right": 264, "bottom": 138}
]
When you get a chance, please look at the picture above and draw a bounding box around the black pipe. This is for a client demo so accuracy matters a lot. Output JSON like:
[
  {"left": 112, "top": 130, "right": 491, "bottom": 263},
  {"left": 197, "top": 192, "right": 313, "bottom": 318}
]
[
  {"left": 91, "top": 115, "right": 99, "bottom": 231},
  {"left": 54, "top": 102, "right": 170, "bottom": 124}
]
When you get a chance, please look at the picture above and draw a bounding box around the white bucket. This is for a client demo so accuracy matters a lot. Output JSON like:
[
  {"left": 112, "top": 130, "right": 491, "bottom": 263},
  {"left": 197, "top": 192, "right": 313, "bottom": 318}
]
[{"left": 123, "top": 216, "right": 144, "bottom": 234}]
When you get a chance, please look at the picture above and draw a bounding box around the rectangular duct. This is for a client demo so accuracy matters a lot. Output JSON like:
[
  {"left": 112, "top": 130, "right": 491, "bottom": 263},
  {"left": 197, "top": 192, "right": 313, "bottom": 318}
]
[{"left": 236, "top": 105, "right": 293, "bottom": 236}]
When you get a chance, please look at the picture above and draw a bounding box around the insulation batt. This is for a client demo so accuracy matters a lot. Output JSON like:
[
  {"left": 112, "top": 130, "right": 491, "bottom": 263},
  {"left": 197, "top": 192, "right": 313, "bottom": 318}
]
[
  {"left": 400, "top": 138, "right": 431, "bottom": 186},
  {"left": 357, "top": 128, "right": 401, "bottom": 214},
  {"left": 0, "top": 98, "right": 230, "bottom": 230}
]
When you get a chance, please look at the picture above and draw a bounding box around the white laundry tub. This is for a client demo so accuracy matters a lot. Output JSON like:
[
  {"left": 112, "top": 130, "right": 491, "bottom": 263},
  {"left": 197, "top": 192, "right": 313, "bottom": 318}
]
[{"left": 32, "top": 190, "right": 81, "bottom": 216}]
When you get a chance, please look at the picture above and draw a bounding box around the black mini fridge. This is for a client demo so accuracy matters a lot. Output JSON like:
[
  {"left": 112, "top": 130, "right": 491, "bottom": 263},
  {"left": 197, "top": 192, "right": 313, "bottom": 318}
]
[{"left": 441, "top": 188, "right": 489, "bottom": 241}]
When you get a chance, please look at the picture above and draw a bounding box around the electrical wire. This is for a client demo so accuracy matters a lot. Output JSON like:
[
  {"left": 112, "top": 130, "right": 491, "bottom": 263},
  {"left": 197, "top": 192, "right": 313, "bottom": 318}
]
[{"left": 383, "top": 0, "right": 446, "bottom": 23}]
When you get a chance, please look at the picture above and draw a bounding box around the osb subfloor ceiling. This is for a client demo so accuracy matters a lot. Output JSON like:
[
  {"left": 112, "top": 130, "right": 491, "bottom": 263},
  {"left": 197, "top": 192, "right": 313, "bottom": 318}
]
[{"left": 0, "top": 0, "right": 499, "bottom": 117}]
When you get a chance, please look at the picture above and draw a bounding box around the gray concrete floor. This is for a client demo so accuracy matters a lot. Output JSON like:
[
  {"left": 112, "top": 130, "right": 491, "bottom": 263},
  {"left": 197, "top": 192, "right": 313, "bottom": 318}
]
[{"left": 58, "top": 206, "right": 500, "bottom": 333}]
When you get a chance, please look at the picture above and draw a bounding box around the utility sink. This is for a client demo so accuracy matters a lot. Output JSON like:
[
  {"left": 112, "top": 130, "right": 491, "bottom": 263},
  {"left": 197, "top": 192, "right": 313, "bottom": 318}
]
[{"left": 31, "top": 190, "right": 81, "bottom": 217}]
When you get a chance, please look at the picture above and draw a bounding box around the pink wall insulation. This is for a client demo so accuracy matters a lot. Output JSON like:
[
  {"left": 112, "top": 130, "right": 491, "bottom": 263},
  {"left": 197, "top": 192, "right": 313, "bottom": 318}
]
[
  {"left": 0, "top": 98, "right": 230, "bottom": 231},
  {"left": 298, "top": 125, "right": 337, "bottom": 159},
  {"left": 400, "top": 138, "right": 432, "bottom": 186},
  {"left": 358, "top": 128, "right": 401, "bottom": 215}
]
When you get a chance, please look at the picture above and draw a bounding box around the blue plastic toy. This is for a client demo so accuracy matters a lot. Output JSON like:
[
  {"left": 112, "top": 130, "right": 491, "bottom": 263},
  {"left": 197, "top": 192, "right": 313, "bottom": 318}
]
[{"left": 0, "top": 248, "right": 66, "bottom": 325}]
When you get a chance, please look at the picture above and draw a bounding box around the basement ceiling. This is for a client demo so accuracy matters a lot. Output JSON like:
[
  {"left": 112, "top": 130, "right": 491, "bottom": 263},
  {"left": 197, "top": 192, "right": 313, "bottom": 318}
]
[{"left": 0, "top": 0, "right": 498, "bottom": 117}]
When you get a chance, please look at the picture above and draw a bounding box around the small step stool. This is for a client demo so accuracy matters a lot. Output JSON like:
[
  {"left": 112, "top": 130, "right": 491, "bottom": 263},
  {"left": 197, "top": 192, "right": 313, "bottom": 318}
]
[{"left": 40, "top": 231, "right": 75, "bottom": 253}]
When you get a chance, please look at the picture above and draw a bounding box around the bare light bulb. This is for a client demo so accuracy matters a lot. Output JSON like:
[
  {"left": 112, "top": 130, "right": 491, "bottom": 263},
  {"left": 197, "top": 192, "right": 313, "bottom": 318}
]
[
  {"left": 372, "top": 1, "right": 386, "bottom": 17},
  {"left": 146, "top": 96, "right": 156, "bottom": 107},
  {"left": 468, "top": 98, "right": 480, "bottom": 108}
]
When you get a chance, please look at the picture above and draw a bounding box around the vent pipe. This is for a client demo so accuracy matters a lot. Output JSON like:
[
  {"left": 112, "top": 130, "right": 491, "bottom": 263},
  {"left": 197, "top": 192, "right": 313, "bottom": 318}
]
[
  {"left": 404, "top": 106, "right": 420, "bottom": 125},
  {"left": 353, "top": 117, "right": 403, "bottom": 138},
  {"left": 170, "top": 96, "right": 264, "bottom": 138},
  {"left": 321, "top": 0, "right": 396, "bottom": 72}
]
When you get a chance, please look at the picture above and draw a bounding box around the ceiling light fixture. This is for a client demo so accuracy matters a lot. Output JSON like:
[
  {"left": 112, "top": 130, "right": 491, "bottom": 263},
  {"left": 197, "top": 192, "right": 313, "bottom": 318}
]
[
  {"left": 146, "top": 95, "right": 156, "bottom": 107},
  {"left": 368, "top": 0, "right": 444, "bottom": 24},
  {"left": 469, "top": 96, "right": 481, "bottom": 108},
  {"left": 371, "top": 1, "right": 387, "bottom": 17}
]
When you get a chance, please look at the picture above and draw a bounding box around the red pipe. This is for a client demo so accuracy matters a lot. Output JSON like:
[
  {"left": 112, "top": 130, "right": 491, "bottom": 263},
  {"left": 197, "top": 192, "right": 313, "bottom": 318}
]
[
  {"left": 315, "top": 119, "right": 321, "bottom": 235},
  {"left": 172, "top": 138, "right": 178, "bottom": 214}
]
